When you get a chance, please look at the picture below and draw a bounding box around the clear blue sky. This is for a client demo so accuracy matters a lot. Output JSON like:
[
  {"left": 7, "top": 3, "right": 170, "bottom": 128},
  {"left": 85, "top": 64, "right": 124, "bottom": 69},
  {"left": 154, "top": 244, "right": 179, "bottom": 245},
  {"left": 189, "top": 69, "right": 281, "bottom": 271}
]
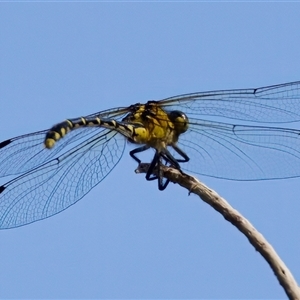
[{"left": 1, "top": 2, "right": 300, "bottom": 299}]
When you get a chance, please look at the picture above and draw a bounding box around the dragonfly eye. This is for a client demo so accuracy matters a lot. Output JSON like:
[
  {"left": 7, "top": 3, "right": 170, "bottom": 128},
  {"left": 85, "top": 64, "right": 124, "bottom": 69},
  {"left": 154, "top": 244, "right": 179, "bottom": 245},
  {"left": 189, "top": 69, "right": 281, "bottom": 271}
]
[{"left": 168, "top": 110, "right": 189, "bottom": 134}]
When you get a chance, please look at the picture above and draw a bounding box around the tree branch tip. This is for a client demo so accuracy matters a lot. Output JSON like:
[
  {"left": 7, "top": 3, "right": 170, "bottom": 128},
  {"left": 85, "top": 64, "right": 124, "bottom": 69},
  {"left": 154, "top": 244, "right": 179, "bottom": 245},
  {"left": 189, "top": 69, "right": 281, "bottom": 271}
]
[{"left": 133, "top": 162, "right": 300, "bottom": 299}]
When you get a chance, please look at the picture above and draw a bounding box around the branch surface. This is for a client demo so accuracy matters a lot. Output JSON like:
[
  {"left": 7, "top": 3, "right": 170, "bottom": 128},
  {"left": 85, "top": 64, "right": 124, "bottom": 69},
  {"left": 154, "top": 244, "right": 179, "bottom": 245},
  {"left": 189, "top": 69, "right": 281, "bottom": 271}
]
[{"left": 136, "top": 163, "right": 300, "bottom": 300}]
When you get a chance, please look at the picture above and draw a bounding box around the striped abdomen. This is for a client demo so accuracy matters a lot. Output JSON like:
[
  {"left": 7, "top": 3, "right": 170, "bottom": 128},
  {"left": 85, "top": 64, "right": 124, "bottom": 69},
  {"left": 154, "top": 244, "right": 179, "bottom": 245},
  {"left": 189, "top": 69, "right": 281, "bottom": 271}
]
[{"left": 44, "top": 116, "right": 147, "bottom": 149}]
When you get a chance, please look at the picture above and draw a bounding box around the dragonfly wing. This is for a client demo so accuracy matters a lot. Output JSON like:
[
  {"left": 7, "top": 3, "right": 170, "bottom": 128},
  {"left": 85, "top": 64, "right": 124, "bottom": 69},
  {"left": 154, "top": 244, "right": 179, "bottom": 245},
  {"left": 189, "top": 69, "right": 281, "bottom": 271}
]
[
  {"left": 0, "top": 126, "right": 119, "bottom": 177},
  {"left": 160, "top": 81, "right": 300, "bottom": 123},
  {"left": 177, "top": 119, "right": 300, "bottom": 180},
  {"left": 0, "top": 130, "right": 126, "bottom": 229}
]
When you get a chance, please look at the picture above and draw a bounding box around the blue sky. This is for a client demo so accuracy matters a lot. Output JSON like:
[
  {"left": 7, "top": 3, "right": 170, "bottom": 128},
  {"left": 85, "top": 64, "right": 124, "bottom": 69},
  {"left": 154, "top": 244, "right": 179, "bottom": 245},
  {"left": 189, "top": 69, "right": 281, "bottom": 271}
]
[{"left": 1, "top": 2, "right": 300, "bottom": 299}]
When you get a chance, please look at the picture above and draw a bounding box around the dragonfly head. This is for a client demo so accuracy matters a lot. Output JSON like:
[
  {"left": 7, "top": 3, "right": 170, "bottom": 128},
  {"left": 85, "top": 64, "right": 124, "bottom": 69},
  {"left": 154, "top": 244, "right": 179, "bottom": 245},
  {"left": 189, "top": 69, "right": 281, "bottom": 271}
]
[{"left": 168, "top": 110, "right": 189, "bottom": 135}]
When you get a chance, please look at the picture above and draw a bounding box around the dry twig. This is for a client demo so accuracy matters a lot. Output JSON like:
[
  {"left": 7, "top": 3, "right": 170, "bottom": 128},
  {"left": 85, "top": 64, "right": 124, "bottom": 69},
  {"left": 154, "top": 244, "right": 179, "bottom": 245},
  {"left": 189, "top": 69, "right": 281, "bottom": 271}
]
[{"left": 136, "top": 163, "right": 300, "bottom": 300}]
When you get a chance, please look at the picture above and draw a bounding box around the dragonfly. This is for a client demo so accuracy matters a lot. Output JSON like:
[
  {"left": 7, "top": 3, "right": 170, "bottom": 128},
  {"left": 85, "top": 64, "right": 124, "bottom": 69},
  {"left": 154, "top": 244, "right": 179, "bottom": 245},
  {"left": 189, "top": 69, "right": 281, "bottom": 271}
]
[{"left": 1, "top": 81, "right": 300, "bottom": 229}]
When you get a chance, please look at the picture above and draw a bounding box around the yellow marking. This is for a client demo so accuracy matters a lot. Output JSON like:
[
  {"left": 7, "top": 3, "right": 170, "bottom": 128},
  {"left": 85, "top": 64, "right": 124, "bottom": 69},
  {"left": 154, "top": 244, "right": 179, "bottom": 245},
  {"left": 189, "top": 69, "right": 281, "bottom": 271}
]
[
  {"left": 66, "top": 119, "right": 73, "bottom": 128},
  {"left": 44, "top": 131, "right": 60, "bottom": 148},
  {"left": 120, "top": 124, "right": 129, "bottom": 132},
  {"left": 133, "top": 127, "right": 149, "bottom": 143},
  {"left": 124, "top": 124, "right": 134, "bottom": 134},
  {"left": 60, "top": 128, "right": 66, "bottom": 137},
  {"left": 81, "top": 117, "right": 86, "bottom": 125},
  {"left": 96, "top": 117, "right": 101, "bottom": 124},
  {"left": 54, "top": 132, "right": 61, "bottom": 140},
  {"left": 45, "top": 138, "right": 55, "bottom": 149}
]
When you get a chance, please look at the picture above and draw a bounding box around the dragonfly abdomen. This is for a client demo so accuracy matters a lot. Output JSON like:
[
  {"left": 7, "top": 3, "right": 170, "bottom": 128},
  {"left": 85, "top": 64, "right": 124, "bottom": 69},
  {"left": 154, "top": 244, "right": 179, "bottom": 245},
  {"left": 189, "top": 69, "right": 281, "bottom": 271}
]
[
  {"left": 44, "top": 117, "right": 111, "bottom": 149},
  {"left": 44, "top": 116, "right": 150, "bottom": 149}
]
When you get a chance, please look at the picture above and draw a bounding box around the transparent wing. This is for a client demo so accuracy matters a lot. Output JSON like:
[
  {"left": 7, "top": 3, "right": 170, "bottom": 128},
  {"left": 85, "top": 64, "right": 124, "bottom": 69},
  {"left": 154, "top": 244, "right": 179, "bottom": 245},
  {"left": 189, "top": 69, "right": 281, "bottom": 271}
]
[
  {"left": 160, "top": 81, "right": 300, "bottom": 123},
  {"left": 176, "top": 119, "right": 300, "bottom": 180},
  {"left": 84, "top": 106, "right": 129, "bottom": 119},
  {"left": 0, "top": 107, "right": 129, "bottom": 177},
  {"left": 0, "top": 130, "right": 126, "bottom": 229},
  {"left": 0, "top": 128, "right": 107, "bottom": 176}
]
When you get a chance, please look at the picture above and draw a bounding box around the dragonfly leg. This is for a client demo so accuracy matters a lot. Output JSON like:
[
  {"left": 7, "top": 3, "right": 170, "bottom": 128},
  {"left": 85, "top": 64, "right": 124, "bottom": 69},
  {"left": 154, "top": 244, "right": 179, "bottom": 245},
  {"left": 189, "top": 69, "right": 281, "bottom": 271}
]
[
  {"left": 145, "top": 151, "right": 170, "bottom": 190},
  {"left": 171, "top": 144, "right": 190, "bottom": 163},
  {"left": 129, "top": 145, "right": 151, "bottom": 163}
]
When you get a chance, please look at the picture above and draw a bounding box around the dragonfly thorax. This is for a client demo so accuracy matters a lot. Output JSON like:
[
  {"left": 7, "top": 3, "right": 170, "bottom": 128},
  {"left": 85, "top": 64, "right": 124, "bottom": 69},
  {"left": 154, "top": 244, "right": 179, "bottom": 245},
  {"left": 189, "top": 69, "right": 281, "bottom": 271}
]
[{"left": 122, "top": 103, "right": 188, "bottom": 148}]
